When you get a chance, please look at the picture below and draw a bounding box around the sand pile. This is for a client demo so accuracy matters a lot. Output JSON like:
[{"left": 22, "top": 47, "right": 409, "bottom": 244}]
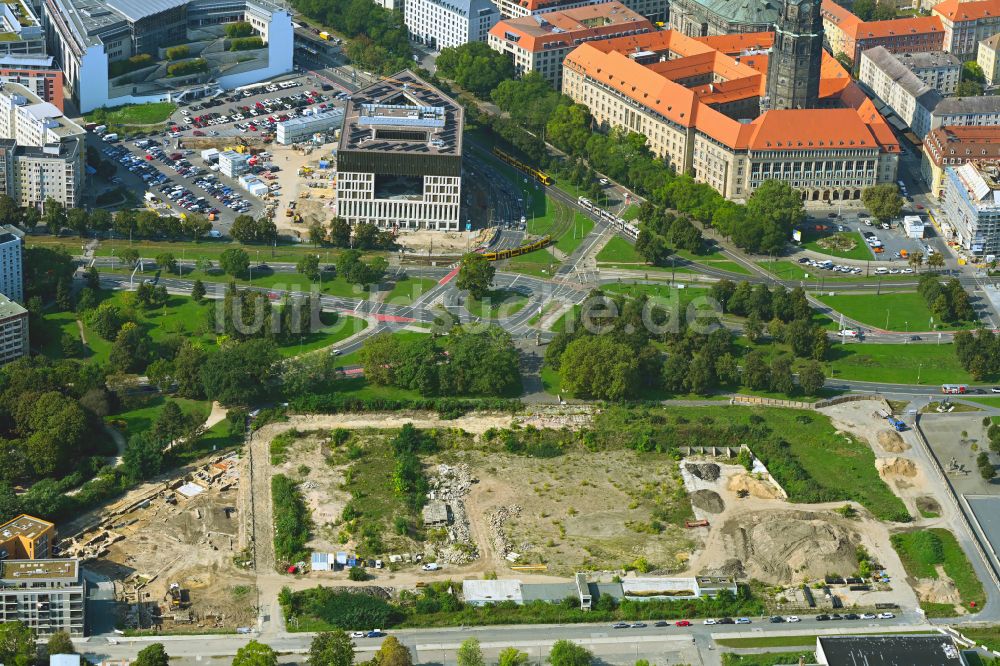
[
  {"left": 913, "top": 566, "right": 961, "bottom": 606},
  {"left": 686, "top": 463, "right": 720, "bottom": 481},
  {"left": 691, "top": 490, "right": 725, "bottom": 514},
  {"left": 877, "top": 430, "right": 910, "bottom": 453},
  {"left": 877, "top": 457, "right": 918, "bottom": 478},
  {"left": 727, "top": 472, "right": 783, "bottom": 499},
  {"left": 717, "top": 510, "right": 861, "bottom": 584}
]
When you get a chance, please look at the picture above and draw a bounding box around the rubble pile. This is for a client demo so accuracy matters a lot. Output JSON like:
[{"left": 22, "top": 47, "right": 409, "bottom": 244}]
[
  {"left": 685, "top": 463, "right": 721, "bottom": 481},
  {"left": 488, "top": 504, "right": 522, "bottom": 559},
  {"left": 428, "top": 464, "right": 479, "bottom": 565}
]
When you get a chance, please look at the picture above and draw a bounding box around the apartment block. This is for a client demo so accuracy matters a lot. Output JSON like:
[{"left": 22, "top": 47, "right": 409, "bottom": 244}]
[
  {"left": 822, "top": 0, "right": 944, "bottom": 66},
  {"left": 934, "top": 0, "right": 1000, "bottom": 57},
  {"left": 894, "top": 50, "right": 961, "bottom": 95},
  {"left": 932, "top": 95, "right": 1000, "bottom": 128},
  {"left": 0, "top": 82, "right": 84, "bottom": 209},
  {"left": 0, "top": 223, "right": 22, "bottom": 303},
  {"left": 978, "top": 32, "right": 1000, "bottom": 84},
  {"left": 922, "top": 125, "right": 1000, "bottom": 197},
  {"left": 335, "top": 71, "right": 463, "bottom": 230},
  {"left": 0, "top": 558, "right": 84, "bottom": 637},
  {"left": 487, "top": 2, "right": 653, "bottom": 89},
  {"left": 941, "top": 160, "right": 1000, "bottom": 256},
  {"left": 0, "top": 515, "right": 54, "bottom": 560},
  {"left": 0, "top": 56, "right": 64, "bottom": 110},
  {"left": 492, "top": 0, "right": 665, "bottom": 23},
  {"left": 405, "top": 0, "right": 500, "bottom": 50},
  {"left": 0, "top": 295, "right": 27, "bottom": 364},
  {"left": 859, "top": 46, "right": 942, "bottom": 137}
]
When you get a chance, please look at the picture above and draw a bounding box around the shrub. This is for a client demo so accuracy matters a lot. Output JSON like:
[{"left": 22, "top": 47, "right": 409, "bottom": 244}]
[
  {"left": 166, "top": 59, "right": 208, "bottom": 77},
  {"left": 165, "top": 45, "right": 190, "bottom": 61},
  {"left": 229, "top": 37, "right": 264, "bottom": 51},
  {"left": 225, "top": 21, "right": 254, "bottom": 38},
  {"left": 272, "top": 473, "right": 310, "bottom": 565},
  {"left": 108, "top": 53, "right": 153, "bottom": 78}
]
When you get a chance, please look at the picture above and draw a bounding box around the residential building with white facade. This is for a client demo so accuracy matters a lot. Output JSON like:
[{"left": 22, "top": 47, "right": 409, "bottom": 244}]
[
  {"left": 933, "top": 0, "right": 1000, "bottom": 58},
  {"left": 335, "top": 71, "right": 463, "bottom": 230},
  {"left": 932, "top": 96, "right": 1000, "bottom": 129},
  {"left": 42, "top": 0, "right": 294, "bottom": 113},
  {"left": 859, "top": 46, "right": 942, "bottom": 137},
  {"left": 0, "top": 224, "right": 22, "bottom": 304},
  {"left": 894, "top": 50, "right": 962, "bottom": 95},
  {"left": 978, "top": 32, "right": 1000, "bottom": 84},
  {"left": 405, "top": 0, "right": 500, "bottom": 50},
  {"left": 941, "top": 160, "right": 1000, "bottom": 256},
  {"left": 488, "top": 3, "right": 653, "bottom": 89},
  {"left": 0, "top": 294, "right": 27, "bottom": 364},
  {"left": 0, "top": 559, "right": 84, "bottom": 637},
  {"left": 493, "top": 0, "right": 665, "bottom": 23},
  {"left": 0, "top": 83, "right": 83, "bottom": 210}
]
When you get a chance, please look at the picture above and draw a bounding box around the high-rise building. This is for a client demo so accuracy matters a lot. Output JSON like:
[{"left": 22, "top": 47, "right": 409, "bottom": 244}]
[
  {"left": 404, "top": 0, "right": 500, "bottom": 50},
  {"left": 0, "top": 223, "right": 22, "bottom": 303},
  {"left": 0, "top": 515, "right": 54, "bottom": 560},
  {"left": 0, "top": 295, "right": 28, "bottom": 365},
  {"left": 764, "top": 0, "right": 824, "bottom": 111}
]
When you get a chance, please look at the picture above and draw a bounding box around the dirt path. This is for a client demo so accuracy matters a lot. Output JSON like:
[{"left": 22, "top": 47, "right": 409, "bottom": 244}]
[
  {"left": 267, "top": 412, "right": 520, "bottom": 435},
  {"left": 76, "top": 319, "right": 88, "bottom": 345}
]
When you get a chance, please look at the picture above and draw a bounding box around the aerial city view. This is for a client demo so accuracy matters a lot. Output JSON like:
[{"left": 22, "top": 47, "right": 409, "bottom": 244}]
[{"left": 4, "top": 0, "right": 1000, "bottom": 663}]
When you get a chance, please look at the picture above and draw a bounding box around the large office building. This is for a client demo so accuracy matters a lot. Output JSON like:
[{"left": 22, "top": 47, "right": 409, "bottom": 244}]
[
  {"left": 561, "top": 23, "right": 899, "bottom": 202},
  {"left": 42, "top": 0, "right": 294, "bottom": 113},
  {"left": 859, "top": 46, "right": 942, "bottom": 138},
  {"left": 821, "top": 0, "right": 944, "bottom": 66},
  {"left": 488, "top": 3, "right": 653, "bottom": 89},
  {"left": 922, "top": 125, "right": 1000, "bottom": 198},
  {"left": 0, "top": 223, "right": 22, "bottom": 304},
  {"left": 0, "top": 0, "right": 46, "bottom": 58},
  {"left": 492, "top": 0, "right": 666, "bottom": 23},
  {"left": 0, "top": 56, "right": 65, "bottom": 109},
  {"left": 0, "top": 558, "right": 85, "bottom": 637},
  {"left": 405, "top": 0, "right": 500, "bottom": 50},
  {"left": 335, "top": 70, "right": 463, "bottom": 230},
  {"left": 0, "top": 82, "right": 84, "bottom": 210},
  {"left": 933, "top": 0, "right": 1000, "bottom": 58},
  {"left": 941, "top": 160, "right": 1000, "bottom": 256}
]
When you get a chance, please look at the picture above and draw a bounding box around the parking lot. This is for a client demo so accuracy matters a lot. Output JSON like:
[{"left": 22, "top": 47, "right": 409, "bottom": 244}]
[
  {"left": 92, "top": 72, "right": 351, "bottom": 228},
  {"left": 801, "top": 210, "right": 949, "bottom": 268}
]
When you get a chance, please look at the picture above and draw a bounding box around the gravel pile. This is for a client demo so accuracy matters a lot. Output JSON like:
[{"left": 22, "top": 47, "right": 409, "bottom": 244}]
[{"left": 686, "top": 462, "right": 721, "bottom": 481}]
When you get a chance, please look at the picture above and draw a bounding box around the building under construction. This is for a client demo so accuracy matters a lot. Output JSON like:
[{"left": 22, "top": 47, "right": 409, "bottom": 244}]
[{"left": 335, "top": 70, "right": 463, "bottom": 231}]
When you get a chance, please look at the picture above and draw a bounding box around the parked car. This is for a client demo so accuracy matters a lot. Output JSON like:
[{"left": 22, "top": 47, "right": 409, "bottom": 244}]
[
  {"left": 421, "top": 563, "right": 441, "bottom": 571},
  {"left": 611, "top": 622, "right": 629, "bottom": 629},
  {"left": 876, "top": 612, "right": 895, "bottom": 619},
  {"left": 675, "top": 621, "right": 691, "bottom": 627},
  {"left": 735, "top": 618, "right": 751, "bottom": 625},
  {"left": 859, "top": 613, "right": 876, "bottom": 620}
]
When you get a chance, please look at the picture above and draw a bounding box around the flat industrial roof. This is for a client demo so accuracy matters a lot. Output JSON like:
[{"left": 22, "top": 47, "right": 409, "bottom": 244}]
[
  {"left": 0, "top": 558, "right": 78, "bottom": 581},
  {"left": 338, "top": 70, "right": 462, "bottom": 158},
  {"left": 817, "top": 635, "right": 964, "bottom": 666}
]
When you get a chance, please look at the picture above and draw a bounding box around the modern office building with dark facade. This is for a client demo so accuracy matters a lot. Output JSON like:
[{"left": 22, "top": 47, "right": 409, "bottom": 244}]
[{"left": 335, "top": 70, "right": 463, "bottom": 231}]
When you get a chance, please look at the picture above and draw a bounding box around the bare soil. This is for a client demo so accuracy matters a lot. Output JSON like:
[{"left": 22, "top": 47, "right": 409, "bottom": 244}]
[
  {"left": 877, "top": 430, "right": 910, "bottom": 453},
  {"left": 913, "top": 565, "right": 962, "bottom": 607}
]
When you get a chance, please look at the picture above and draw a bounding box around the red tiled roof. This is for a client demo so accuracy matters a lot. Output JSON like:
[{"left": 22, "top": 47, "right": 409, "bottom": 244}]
[
  {"left": 851, "top": 15, "right": 942, "bottom": 39},
  {"left": 695, "top": 32, "right": 774, "bottom": 54},
  {"left": 746, "top": 108, "right": 879, "bottom": 150},
  {"left": 933, "top": 0, "right": 1000, "bottom": 22},
  {"left": 488, "top": 2, "right": 653, "bottom": 53}
]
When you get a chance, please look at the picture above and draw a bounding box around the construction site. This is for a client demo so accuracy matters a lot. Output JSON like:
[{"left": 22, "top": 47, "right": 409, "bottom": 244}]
[{"left": 60, "top": 452, "right": 258, "bottom": 633}]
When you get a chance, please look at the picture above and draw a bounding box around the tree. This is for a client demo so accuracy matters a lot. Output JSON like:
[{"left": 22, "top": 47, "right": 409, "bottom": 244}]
[
  {"left": 769, "top": 355, "right": 796, "bottom": 395},
  {"left": 156, "top": 252, "right": 178, "bottom": 274},
  {"left": 220, "top": 247, "right": 250, "bottom": 277},
  {"left": 436, "top": 42, "right": 515, "bottom": 98},
  {"left": 201, "top": 339, "right": 279, "bottom": 405},
  {"left": 908, "top": 251, "right": 924, "bottom": 273},
  {"left": 337, "top": 250, "right": 387, "bottom": 286},
  {"left": 89, "top": 301, "right": 128, "bottom": 340},
  {"left": 957, "top": 80, "right": 984, "bottom": 96},
  {"left": 742, "top": 350, "right": 770, "bottom": 390},
  {"left": 84, "top": 266, "right": 100, "bottom": 291},
  {"left": 308, "top": 631, "right": 355, "bottom": 666},
  {"left": 174, "top": 341, "right": 208, "bottom": 399},
  {"left": 548, "top": 640, "right": 593, "bottom": 666},
  {"left": 560, "top": 335, "right": 639, "bottom": 401},
  {"left": 498, "top": 648, "right": 530, "bottom": 666},
  {"left": 135, "top": 643, "right": 170, "bottom": 666},
  {"left": 120, "top": 248, "right": 141, "bottom": 267},
  {"left": 329, "top": 217, "right": 352, "bottom": 247},
  {"left": 0, "top": 621, "right": 34, "bottom": 666},
  {"left": 232, "top": 640, "right": 278, "bottom": 666},
  {"left": 978, "top": 451, "right": 995, "bottom": 481},
  {"left": 927, "top": 252, "right": 945, "bottom": 272},
  {"left": 122, "top": 431, "right": 164, "bottom": 484},
  {"left": 191, "top": 279, "right": 206, "bottom": 302},
  {"left": 456, "top": 252, "right": 495, "bottom": 300},
  {"left": 298, "top": 254, "right": 322, "bottom": 281},
  {"left": 372, "top": 636, "right": 413, "bottom": 666},
  {"left": 963, "top": 60, "right": 986, "bottom": 83},
  {"left": 457, "top": 638, "right": 485, "bottom": 666},
  {"left": 862, "top": 184, "right": 903, "bottom": 224},
  {"left": 798, "top": 360, "right": 826, "bottom": 396},
  {"left": 55, "top": 277, "right": 73, "bottom": 311},
  {"left": 43, "top": 197, "right": 66, "bottom": 232},
  {"left": 745, "top": 180, "right": 804, "bottom": 254},
  {"left": 110, "top": 322, "right": 152, "bottom": 373},
  {"left": 153, "top": 401, "right": 189, "bottom": 445},
  {"left": 60, "top": 332, "right": 82, "bottom": 358},
  {"left": 46, "top": 630, "right": 75, "bottom": 656}
]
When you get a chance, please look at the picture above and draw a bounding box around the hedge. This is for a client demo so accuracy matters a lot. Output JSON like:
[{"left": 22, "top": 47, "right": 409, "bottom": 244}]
[
  {"left": 165, "top": 45, "right": 190, "bottom": 61},
  {"left": 167, "top": 59, "right": 208, "bottom": 77},
  {"left": 109, "top": 53, "right": 153, "bottom": 78},
  {"left": 224, "top": 21, "right": 254, "bottom": 38},
  {"left": 288, "top": 394, "right": 521, "bottom": 418},
  {"left": 229, "top": 37, "right": 263, "bottom": 51}
]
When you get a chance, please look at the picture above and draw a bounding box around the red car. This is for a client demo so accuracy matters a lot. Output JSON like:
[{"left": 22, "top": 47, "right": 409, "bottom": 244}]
[
  {"left": 248, "top": 124, "right": 258, "bottom": 132},
  {"left": 193, "top": 130, "right": 205, "bottom": 136},
  {"left": 675, "top": 621, "right": 691, "bottom": 627}
]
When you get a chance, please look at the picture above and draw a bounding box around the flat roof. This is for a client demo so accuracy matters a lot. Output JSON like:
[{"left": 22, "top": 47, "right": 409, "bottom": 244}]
[
  {"left": 0, "top": 558, "right": 78, "bottom": 581},
  {"left": 817, "top": 635, "right": 964, "bottom": 666},
  {"left": 0, "top": 514, "right": 52, "bottom": 542},
  {"left": 338, "top": 70, "right": 462, "bottom": 158},
  {"left": 0, "top": 293, "right": 26, "bottom": 319},
  {"left": 104, "top": 0, "right": 188, "bottom": 22},
  {"left": 463, "top": 579, "right": 524, "bottom": 603}
]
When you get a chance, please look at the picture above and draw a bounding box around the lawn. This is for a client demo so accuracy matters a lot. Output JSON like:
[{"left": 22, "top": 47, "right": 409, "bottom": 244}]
[
  {"left": 824, "top": 342, "right": 971, "bottom": 385},
  {"left": 620, "top": 204, "right": 640, "bottom": 221},
  {"left": 95, "top": 238, "right": 370, "bottom": 265},
  {"left": 550, "top": 304, "right": 581, "bottom": 334},
  {"left": 818, "top": 291, "right": 978, "bottom": 332},
  {"left": 114, "top": 266, "right": 371, "bottom": 300},
  {"left": 890, "top": 528, "right": 984, "bottom": 617},
  {"left": 722, "top": 652, "right": 817, "bottom": 666},
  {"left": 962, "top": 397, "right": 1000, "bottom": 407},
  {"left": 715, "top": 633, "right": 928, "bottom": 649},
  {"left": 601, "top": 284, "right": 717, "bottom": 318},
  {"left": 554, "top": 213, "right": 594, "bottom": 256},
  {"left": 962, "top": 626, "right": 1000, "bottom": 652},
  {"left": 383, "top": 277, "right": 438, "bottom": 306},
  {"left": 503, "top": 247, "right": 561, "bottom": 277},
  {"left": 802, "top": 229, "right": 873, "bottom": 261},
  {"left": 674, "top": 249, "right": 751, "bottom": 275},
  {"left": 331, "top": 330, "right": 429, "bottom": 369},
  {"left": 57, "top": 290, "right": 369, "bottom": 364},
  {"left": 597, "top": 236, "right": 643, "bottom": 264},
  {"left": 107, "top": 397, "right": 211, "bottom": 440},
  {"left": 465, "top": 288, "right": 529, "bottom": 319},
  {"left": 85, "top": 102, "right": 177, "bottom": 127}
]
